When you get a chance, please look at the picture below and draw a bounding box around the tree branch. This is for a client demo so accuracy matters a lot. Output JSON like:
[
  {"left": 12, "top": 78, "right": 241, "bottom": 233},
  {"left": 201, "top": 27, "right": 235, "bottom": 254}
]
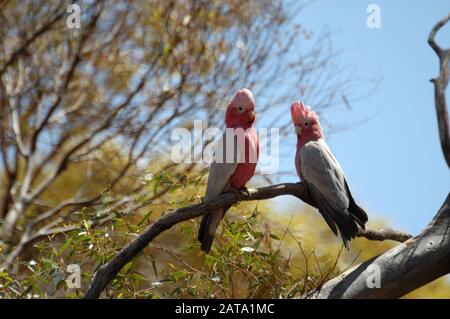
[
  {"left": 428, "top": 12, "right": 450, "bottom": 168},
  {"left": 84, "top": 182, "right": 411, "bottom": 299},
  {"left": 0, "top": 4, "right": 68, "bottom": 77},
  {"left": 310, "top": 193, "right": 450, "bottom": 299},
  {"left": 356, "top": 227, "right": 412, "bottom": 242},
  {"left": 428, "top": 12, "right": 450, "bottom": 55}
]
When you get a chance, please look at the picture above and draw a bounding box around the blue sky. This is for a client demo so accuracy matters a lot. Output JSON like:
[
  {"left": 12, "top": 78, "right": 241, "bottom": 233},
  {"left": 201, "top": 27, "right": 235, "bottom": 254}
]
[{"left": 273, "top": 0, "right": 450, "bottom": 235}]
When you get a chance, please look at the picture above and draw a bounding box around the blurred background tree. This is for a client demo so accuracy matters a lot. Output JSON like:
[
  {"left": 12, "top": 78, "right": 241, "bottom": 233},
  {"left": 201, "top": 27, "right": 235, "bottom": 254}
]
[{"left": 0, "top": 0, "right": 448, "bottom": 298}]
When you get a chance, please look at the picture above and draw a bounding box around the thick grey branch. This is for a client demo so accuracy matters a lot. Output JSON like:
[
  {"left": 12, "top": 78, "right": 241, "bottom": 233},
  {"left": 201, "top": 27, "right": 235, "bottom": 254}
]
[{"left": 311, "top": 193, "right": 450, "bottom": 299}]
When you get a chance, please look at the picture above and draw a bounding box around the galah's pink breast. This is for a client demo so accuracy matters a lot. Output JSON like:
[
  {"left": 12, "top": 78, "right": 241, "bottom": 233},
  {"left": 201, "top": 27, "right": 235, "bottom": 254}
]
[
  {"left": 230, "top": 128, "right": 259, "bottom": 188},
  {"left": 230, "top": 162, "right": 257, "bottom": 188}
]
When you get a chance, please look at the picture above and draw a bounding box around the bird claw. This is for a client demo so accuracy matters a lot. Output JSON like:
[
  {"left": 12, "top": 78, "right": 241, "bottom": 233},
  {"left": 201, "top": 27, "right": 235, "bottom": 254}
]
[{"left": 229, "top": 187, "right": 250, "bottom": 204}]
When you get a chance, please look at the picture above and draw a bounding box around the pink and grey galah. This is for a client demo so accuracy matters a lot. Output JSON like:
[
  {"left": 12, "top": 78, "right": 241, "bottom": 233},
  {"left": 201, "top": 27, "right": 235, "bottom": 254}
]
[
  {"left": 291, "top": 101, "right": 368, "bottom": 247},
  {"left": 198, "top": 88, "right": 259, "bottom": 253}
]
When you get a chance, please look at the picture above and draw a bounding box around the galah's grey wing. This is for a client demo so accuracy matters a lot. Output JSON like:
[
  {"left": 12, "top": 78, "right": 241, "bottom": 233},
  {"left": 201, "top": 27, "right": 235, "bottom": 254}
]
[
  {"left": 300, "top": 139, "right": 367, "bottom": 246},
  {"left": 312, "top": 140, "right": 368, "bottom": 227},
  {"left": 204, "top": 161, "right": 237, "bottom": 200},
  {"left": 204, "top": 131, "right": 240, "bottom": 200},
  {"left": 198, "top": 132, "right": 239, "bottom": 252},
  {"left": 300, "top": 139, "right": 349, "bottom": 211}
]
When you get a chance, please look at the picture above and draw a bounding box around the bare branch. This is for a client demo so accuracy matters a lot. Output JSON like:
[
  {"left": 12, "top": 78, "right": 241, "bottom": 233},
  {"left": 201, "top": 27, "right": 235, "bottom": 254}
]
[
  {"left": 1, "top": 224, "right": 79, "bottom": 270},
  {"left": 356, "top": 227, "right": 412, "bottom": 243},
  {"left": 28, "top": 196, "right": 99, "bottom": 228},
  {"left": 428, "top": 12, "right": 450, "bottom": 55},
  {"left": 28, "top": 8, "right": 101, "bottom": 155},
  {"left": 0, "top": 69, "right": 148, "bottom": 239},
  {"left": 428, "top": 12, "right": 450, "bottom": 167},
  {"left": 0, "top": 4, "right": 67, "bottom": 76}
]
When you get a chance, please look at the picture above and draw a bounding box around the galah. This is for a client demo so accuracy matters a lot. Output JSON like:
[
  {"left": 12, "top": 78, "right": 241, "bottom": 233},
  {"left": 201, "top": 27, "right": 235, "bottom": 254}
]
[
  {"left": 291, "top": 101, "right": 368, "bottom": 247},
  {"left": 198, "top": 88, "right": 259, "bottom": 253}
]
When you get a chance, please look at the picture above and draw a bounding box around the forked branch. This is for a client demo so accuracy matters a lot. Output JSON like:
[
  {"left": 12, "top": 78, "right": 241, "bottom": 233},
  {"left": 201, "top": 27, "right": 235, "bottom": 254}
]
[{"left": 428, "top": 12, "right": 450, "bottom": 167}]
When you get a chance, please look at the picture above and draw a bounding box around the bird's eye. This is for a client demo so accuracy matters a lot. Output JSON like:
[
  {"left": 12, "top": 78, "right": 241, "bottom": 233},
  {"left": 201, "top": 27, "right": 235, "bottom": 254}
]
[
  {"left": 237, "top": 106, "right": 245, "bottom": 114},
  {"left": 304, "top": 121, "right": 309, "bottom": 127}
]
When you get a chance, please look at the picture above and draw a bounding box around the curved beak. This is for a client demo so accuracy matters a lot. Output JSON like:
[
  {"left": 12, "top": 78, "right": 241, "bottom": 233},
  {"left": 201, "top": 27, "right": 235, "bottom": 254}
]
[
  {"left": 248, "top": 110, "right": 255, "bottom": 121},
  {"left": 295, "top": 125, "right": 302, "bottom": 135}
]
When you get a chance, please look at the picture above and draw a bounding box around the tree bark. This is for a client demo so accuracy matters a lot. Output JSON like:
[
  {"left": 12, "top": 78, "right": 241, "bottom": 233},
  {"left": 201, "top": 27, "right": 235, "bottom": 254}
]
[
  {"left": 311, "top": 193, "right": 450, "bottom": 299},
  {"left": 428, "top": 12, "right": 450, "bottom": 168}
]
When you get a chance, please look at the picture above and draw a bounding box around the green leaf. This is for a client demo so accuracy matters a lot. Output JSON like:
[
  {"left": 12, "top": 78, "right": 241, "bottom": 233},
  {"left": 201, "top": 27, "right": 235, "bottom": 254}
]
[
  {"left": 171, "top": 271, "right": 187, "bottom": 281},
  {"left": 270, "top": 234, "right": 281, "bottom": 240},
  {"left": 150, "top": 254, "right": 158, "bottom": 278},
  {"left": 59, "top": 238, "right": 72, "bottom": 254},
  {"left": 137, "top": 210, "right": 153, "bottom": 226},
  {"left": 153, "top": 174, "right": 162, "bottom": 195}
]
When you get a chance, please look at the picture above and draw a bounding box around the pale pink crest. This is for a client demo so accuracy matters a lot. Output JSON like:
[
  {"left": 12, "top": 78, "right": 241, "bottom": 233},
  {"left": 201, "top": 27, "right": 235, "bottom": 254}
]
[
  {"left": 291, "top": 101, "right": 319, "bottom": 125},
  {"left": 230, "top": 88, "right": 255, "bottom": 111},
  {"left": 291, "top": 101, "right": 306, "bottom": 126}
]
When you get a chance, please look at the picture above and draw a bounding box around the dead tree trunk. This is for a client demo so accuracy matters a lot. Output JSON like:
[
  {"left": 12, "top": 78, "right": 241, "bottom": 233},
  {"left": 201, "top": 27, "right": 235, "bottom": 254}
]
[{"left": 311, "top": 194, "right": 450, "bottom": 298}]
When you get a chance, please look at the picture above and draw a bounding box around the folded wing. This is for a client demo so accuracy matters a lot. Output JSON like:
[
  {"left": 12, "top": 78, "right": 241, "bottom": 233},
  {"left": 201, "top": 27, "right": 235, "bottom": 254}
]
[
  {"left": 300, "top": 139, "right": 367, "bottom": 246},
  {"left": 198, "top": 132, "right": 239, "bottom": 252}
]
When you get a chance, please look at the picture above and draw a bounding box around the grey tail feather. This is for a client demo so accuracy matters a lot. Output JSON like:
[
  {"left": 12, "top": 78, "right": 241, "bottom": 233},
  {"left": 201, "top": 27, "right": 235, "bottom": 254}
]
[
  {"left": 318, "top": 209, "right": 339, "bottom": 237},
  {"left": 332, "top": 208, "right": 358, "bottom": 249},
  {"left": 198, "top": 205, "right": 231, "bottom": 253},
  {"left": 198, "top": 214, "right": 213, "bottom": 252},
  {"left": 319, "top": 200, "right": 358, "bottom": 249},
  {"left": 306, "top": 182, "right": 366, "bottom": 248},
  {"left": 344, "top": 179, "right": 368, "bottom": 229},
  {"left": 198, "top": 212, "right": 209, "bottom": 242}
]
